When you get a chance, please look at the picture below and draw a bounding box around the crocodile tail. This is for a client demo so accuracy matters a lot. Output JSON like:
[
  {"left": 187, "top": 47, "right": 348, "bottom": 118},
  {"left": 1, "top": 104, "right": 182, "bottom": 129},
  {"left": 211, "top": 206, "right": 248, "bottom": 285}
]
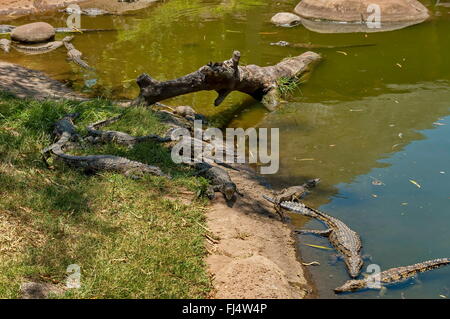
[
  {"left": 262, "top": 194, "right": 277, "bottom": 204},
  {"left": 279, "top": 201, "right": 319, "bottom": 217},
  {"left": 419, "top": 258, "right": 450, "bottom": 271}
]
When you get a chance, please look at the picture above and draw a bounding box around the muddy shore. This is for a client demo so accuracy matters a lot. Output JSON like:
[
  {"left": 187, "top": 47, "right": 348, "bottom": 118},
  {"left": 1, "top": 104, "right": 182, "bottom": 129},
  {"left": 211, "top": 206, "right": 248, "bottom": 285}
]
[{"left": 0, "top": 0, "right": 158, "bottom": 19}]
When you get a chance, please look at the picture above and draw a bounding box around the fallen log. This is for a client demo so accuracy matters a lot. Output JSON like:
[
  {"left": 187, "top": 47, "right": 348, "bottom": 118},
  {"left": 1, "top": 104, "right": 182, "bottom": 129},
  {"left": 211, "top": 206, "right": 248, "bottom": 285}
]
[
  {"left": 43, "top": 114, "right": 169, "bottom": 178},
  {"left": 135, "top": 51, "right": 321, "bottom": 110}
]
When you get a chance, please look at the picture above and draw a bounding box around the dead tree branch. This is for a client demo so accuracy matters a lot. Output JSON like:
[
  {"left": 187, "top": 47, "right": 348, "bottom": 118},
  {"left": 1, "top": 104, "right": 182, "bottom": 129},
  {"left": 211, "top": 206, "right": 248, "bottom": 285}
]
[{"left": 135, "top": 51, "right": 321, "bottom": 110}]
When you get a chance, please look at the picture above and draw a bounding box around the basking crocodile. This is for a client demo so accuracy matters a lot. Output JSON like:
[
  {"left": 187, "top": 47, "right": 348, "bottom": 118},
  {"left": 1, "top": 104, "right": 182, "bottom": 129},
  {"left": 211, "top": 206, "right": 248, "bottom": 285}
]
[
  {"left": 0, "top": 39, "right": 11, "bottom": 53},
  {"left": 11, "top": 36, "right": 73, "bottom": 55},
  {"left": 271, "top": 41, "right": 375, "bottom": 50},
  {"left": 43, "top": 114, "right": 169, "bottom": 178},
  {"left": 86, "top": 115, "right": 171, "bottom": 147},
  {"left": 196, "top": 163, "right": 241, "bottom": 201},
  {"left": 334, "top": 258, "right": 450, "bottom": 294},
  {"left": 263, "top": 198, "right": 363, "bottom": 278},
  {"left": 270, "top": 178, "right": 320, "bottom": 220}
]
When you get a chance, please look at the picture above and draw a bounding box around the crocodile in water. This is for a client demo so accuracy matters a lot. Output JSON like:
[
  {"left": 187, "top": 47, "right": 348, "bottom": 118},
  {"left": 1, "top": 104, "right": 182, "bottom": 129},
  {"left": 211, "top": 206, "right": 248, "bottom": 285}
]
[
  {"left": 12, "top": 39, "right": 67, "bottom": 55},
  {"left": 64, "top": 39, "right": 94, "bottom": 70},
  {"left": 334, "top": 258, "right": 450, "bottom": 294},
  {"left": 263, "top": 198, "right": 364, "bottom": 278},
  {"left": 0, "top": 25, "right": 116, "bottom": 35},
  {"left": 271, "top": 41, "right": 375, "bottom": 50}
]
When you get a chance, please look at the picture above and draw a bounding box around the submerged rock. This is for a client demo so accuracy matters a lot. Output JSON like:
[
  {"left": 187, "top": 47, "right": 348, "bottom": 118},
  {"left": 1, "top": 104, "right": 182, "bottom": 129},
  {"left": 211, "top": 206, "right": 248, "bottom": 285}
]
[
  {"left": 11, "top": 22, "right": 55, "bottom": 44},
  {"left": 271, "top": 12, "right": 302, "bottom": 27},
  {"left": 294, "top": 0, "right": 429, "bottom": 24}
]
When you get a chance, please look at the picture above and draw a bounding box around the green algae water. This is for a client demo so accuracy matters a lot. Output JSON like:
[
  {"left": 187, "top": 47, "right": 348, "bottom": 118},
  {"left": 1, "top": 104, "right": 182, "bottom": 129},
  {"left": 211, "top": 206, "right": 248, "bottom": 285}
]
[{"left": 1, "top": 0, "right": 449, "bottom": 298}]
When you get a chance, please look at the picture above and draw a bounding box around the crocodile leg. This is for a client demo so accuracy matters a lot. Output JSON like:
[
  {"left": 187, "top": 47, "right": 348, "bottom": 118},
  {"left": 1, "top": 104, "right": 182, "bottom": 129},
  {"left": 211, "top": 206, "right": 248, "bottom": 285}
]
[
  {"left": 295, "top": 229, "right": 332, "bottom": 237},
  {"left": 275, "top": 205, "right": 286, "bottom": 222}
]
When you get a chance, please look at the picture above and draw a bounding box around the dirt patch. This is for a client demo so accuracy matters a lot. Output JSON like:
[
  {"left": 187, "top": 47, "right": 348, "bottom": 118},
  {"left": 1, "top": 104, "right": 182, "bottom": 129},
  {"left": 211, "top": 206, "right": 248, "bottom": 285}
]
[
  {"left": 0, "top": 62, "right": 85, "bottom": 100},
  {"left": 206, "top": 166, "right": 313, "bottom": 299}
]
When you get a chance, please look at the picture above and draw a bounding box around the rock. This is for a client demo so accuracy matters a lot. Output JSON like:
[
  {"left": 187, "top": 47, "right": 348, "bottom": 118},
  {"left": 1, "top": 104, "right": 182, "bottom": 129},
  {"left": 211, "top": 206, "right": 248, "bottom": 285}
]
[
  {"left": 270, "top": 12, "right": 302, "bottom": 27},
  {"left": 11, "top": 22, "right": 55, "bottom": 44},
  {"left": 294, "top": 0, "right": 429, "bottom": 23}
]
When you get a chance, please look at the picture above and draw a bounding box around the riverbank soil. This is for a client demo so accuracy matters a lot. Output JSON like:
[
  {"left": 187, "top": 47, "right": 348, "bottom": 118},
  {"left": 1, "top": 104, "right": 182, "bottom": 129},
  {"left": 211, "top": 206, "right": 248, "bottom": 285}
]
[
  {"left": 0, "top": 1, "right": 83, "bottom": 17},
  {"left": 206, "top": 167, "right": 311, "bottom": 299},
  {"left": 0, "top": 0, "right": 160, "bottom": 18}
]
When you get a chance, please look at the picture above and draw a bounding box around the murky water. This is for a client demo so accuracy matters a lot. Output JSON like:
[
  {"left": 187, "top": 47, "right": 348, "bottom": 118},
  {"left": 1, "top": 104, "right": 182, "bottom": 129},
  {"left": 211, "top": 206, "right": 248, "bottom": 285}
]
[{"left": 1, "top": 0, "right": 449, "bottom": 299}]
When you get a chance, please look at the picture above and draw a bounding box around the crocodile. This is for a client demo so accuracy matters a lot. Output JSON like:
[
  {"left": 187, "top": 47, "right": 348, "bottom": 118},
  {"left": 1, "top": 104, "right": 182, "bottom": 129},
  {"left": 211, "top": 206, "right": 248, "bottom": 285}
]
[
  {"left": 11, "top": 37, "right": 72, "bottom": 55},
  {"left": 271, "top": 40, "right": 376, "bottom": 50},
  {"left": 60, "top": 8, "right": 111, "bottom": 16},
  {"left": 86, "top": 115, "right": 171, "bottom": 147},
  {"left": 195, "top": 163, "right": 241, "bottom": 201},
  {"left": 43, "top": 114, "right": 169, "bottom": 179},
  {"left": 0, "top": 25, "right": 15, "bottom": 34},
  {"left": 263, "top": 198, "right": 364, "bottom": 278},
  {"left": 270, "top": 178, "right": 320, "bottom": 220},
  {"left": 0, "top": 25, "right": 116, "bottom": 35},
  {"left": 155, "top": 103, "right": 208, "bottom": 122},
  {"left": 334, "top": 258, "right": 450, "bottom": 294},
  {"left": 0, "top": 39, "right": 11, "bottom": 53},
  {"left": 64, "top": 40, "right": 94, "bottom": 70}
]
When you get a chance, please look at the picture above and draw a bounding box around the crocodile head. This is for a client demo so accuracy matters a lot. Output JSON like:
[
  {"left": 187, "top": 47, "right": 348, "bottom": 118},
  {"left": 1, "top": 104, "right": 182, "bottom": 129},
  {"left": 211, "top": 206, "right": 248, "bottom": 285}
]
[
  {"left": 223, "top": 182, "right": 237, "bottom": 201},
  {"left": 345, "top": 255, "right": 364, "bottom": 278},
  {"left": 334, "top": 279, "right": 367, "bottom": 294},
  {"left": 305, "top": 178, "right": 320, "bottom": 189}
]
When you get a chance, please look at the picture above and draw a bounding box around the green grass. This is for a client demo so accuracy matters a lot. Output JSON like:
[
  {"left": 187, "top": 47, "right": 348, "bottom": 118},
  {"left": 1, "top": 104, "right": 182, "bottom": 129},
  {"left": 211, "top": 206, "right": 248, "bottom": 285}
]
[
  {"left": 0, "top": 91, "right": 212, "bottom": 298},
  {"left": 276, "top": 76, "right": 302, "bottom": 99}
]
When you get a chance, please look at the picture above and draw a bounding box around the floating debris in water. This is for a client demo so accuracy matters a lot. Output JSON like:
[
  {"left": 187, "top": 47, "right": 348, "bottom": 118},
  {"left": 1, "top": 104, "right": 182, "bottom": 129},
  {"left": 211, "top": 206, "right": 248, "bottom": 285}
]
[
  {"left": 302, "top": 261, "right": 321, "bottom": 266},
  {"left": 409, "top": 180, "right": 421, "bottom": 188},
  {"left": 370, "top": 176, "right": 385, "bottom": 186},
  {"left": 304, "top": 244, "right": 332, "bottom": 251}
]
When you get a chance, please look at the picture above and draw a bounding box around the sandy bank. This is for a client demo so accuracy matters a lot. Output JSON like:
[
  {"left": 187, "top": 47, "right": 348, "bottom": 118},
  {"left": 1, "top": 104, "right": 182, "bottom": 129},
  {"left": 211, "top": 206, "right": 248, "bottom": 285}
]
[{"left": 206, "top": 167, "right": 313, "bottom": 299}]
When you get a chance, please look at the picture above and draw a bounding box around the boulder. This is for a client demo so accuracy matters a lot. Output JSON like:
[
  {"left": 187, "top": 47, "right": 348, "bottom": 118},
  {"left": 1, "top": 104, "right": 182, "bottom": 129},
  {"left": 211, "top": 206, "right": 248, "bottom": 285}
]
[
  {"left": 11, "top": 22, "right": 55, "bottom": 44},
  {"left": 270, "top": 12, "right": 302, "bottom": 27},
  {"left": 294, "top": 0, "right": 429, "bottom": 23}
]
